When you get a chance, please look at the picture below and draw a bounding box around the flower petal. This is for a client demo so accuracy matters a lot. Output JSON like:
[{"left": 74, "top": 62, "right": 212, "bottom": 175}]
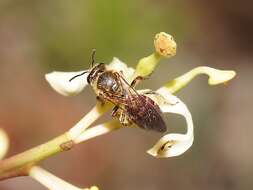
[
  {"left": 107, "top": 57, "right": 135, "bottom": 80},
  {"left": 45, "top": 71, "right": 89, "bottom": 96},
  {"left": 145, "top": 87, "right": 194, "bottom": 158},
  {"left": 29, "top": 166, "right": 84, "bottom": 190},
  {"left": 68, "top": 103, "right": 112, "bottom": 140},
  {"left": 0, "top": 128, "right": 9, "bottom": 159},
  {"left": 74, "top": 120, "right": 121, "bottom": 144},
  {"left": 204, "top": 68, "right": 236, "bottom": 85},
  {"left": 165, "top": 66, "right": 236, "bottom": 94}
]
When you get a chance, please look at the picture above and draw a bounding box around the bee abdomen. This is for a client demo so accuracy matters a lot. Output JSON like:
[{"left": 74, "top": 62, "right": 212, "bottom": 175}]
[{"left": 126, "top": 95, "right": 167, "bottom": 132}]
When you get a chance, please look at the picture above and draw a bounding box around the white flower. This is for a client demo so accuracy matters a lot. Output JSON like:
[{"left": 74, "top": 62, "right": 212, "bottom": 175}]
[
  {"left": 0, "top": 32, "right": 236, "bottom": 190},
  {"left": 145, "top": 87, "right": 193, "bottom": 157},
  {"left": 45, "top": 71, "right": 89, "bottom": 96},
  {"left": 46, "top": 57, "right": 235, "bottom": 158},
  {"left": 29, "top": 166, "right": 99, "bottom": 190},
  {"left": 45, "top": 58, "right": 135, "bottom": 97}
]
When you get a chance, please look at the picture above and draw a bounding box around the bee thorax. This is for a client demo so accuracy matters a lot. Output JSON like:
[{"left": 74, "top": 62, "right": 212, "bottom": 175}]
[{"left": 97, "top": 72, "right": 120, "bottom": 93}]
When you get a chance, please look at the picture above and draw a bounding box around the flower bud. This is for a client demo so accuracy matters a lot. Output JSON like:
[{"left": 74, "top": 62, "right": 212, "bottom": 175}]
[
  {"left": 154, "top": 32, "right": 177, "bottom": 58},
  {"left": 0, "top": 128, "right": 9, "bottom": 159}
]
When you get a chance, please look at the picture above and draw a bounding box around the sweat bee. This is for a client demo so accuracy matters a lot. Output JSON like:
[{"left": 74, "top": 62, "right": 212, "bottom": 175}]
[{"left": 69, "top": 50, "right": 167, "bottom": 132}]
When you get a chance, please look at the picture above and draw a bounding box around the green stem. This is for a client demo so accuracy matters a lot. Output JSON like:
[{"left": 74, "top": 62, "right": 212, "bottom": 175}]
[
  {"left": 0, "top": 103, "right": 112, "bottom": 180},
  {"left": 134, "top": 53, "right": 161, "bottom": 78},
  {"left": 0, "top": 133, "right": 70, "bottom": 178}
]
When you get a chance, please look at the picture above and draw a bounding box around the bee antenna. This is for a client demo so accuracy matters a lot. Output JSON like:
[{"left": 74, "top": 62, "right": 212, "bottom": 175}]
[
  {"left": 69, "top": 49, "right": 96, "bottom": 82},
  {"left": 91, "top": 49, "right": 96, "bottom": 68},
  {"left": 69, "top": 71, "right": 88, "bottom": 82}
]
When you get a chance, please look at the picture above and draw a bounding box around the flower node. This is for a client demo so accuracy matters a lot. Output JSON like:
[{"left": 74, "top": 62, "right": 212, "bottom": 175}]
[{"left": 60, "top": 140, "right": 74, "bottom": 151}]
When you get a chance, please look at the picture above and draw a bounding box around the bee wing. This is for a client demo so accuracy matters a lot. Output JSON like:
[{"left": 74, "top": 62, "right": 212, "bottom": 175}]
[{"left": 117, "top": 75, "right": 167, "bottom": 132}]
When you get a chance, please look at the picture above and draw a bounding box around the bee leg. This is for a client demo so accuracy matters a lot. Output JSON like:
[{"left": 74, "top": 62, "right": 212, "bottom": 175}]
[
  {"left": 144, "top": 91, "right": 157, "bottom": 95},
  {"left": 119, "top": 112, "right": 132, "bottom": 127},
  {"left": 96, "top": 96, "right": 105, "bottom": 106},
  {"left": 130, "top": 76, "right": 148, "bottom": 87},
  {"left": 112, "top": 108, "right": 131, "bottom": 126},
  {"left": 111, "top": 106, "right": 119, "bottom": 117}
]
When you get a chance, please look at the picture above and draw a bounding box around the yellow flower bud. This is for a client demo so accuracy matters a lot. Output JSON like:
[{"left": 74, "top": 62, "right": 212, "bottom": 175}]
[{"left": 154, "top": 32, "right": 177, "bottom": 58}]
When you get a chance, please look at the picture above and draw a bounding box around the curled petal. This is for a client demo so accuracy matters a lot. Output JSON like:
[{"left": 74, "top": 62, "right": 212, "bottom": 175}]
[
  {"left": 107, "top": 57, "right": 135, "bottom": 80},
  {"left": 45, "top": 71, "right": 89, "bottom": 96},
  {"left": 0, "top": 129, "right": 9, "bottom": 159},
  {"left": 145, "top": 87, "right": 194, "bottom": 158},
  {"left": 165, "top": 66, "right": 236, "bottom": 94},
  {"left": 203, "top": 67, "right": 236, "bottom": 85}
]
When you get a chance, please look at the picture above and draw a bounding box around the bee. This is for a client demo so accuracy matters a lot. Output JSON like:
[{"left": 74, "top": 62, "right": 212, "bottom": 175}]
[{"left": 69, "top": 50, "right": 166, "bottom": 132}]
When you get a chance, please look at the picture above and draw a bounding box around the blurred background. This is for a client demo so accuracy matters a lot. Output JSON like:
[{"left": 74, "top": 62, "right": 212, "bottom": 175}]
[{"left": 0, "top": 0, "right": 252, "bottom": 189}]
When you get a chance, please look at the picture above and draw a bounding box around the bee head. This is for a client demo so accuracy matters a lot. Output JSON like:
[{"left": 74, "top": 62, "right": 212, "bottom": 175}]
[
  {"left": 87, "top": 63, "right": 105, "bottom": 84},
  {"left": 69, "top": 49, "right": 105, "bottom": 83}
]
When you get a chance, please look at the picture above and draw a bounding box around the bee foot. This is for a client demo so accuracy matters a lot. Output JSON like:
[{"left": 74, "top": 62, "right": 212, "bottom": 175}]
[{"left": 96, "top": 96, "right": 105, "bottom": 106}]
